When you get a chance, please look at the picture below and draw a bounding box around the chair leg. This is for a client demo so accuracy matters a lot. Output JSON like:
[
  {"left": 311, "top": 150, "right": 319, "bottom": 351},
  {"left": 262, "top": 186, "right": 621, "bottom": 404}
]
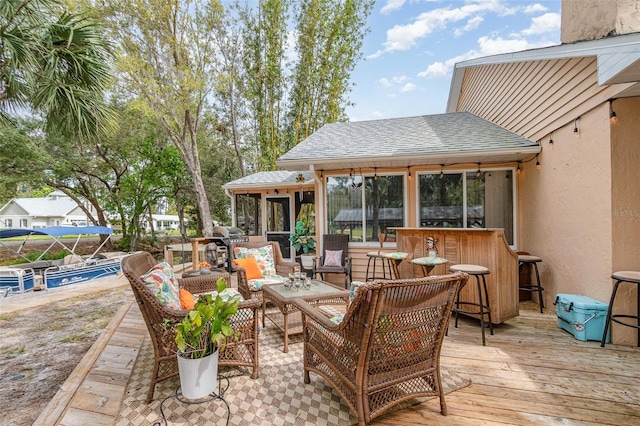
[
  {"left": 532, "top": 262, "right": 544, "bottom": 313},
  {"left": 601, "top": 280, "right": 621, "bottom": 347}
]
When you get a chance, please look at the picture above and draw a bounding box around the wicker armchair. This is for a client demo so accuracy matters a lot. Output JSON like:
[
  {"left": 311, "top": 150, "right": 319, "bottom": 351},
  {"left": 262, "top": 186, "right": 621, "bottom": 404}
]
[
  {"left": 313, "top": 234, "right": 352, "bottom": 288},
  {"left": 121, "top": 252, "right": 260, "bottom": 403},
  {"left": 294, "top": 272, "right": 468, "bottom": 425},
  {"left": 230, "top": 241, "right": 297, "bottom": 303}
]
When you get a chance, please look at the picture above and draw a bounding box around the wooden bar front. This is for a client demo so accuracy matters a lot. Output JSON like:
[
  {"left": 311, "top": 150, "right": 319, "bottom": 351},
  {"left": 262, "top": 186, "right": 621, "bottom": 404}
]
[{"left": 394, "top": 228, "right": 519, "bottom": 324}]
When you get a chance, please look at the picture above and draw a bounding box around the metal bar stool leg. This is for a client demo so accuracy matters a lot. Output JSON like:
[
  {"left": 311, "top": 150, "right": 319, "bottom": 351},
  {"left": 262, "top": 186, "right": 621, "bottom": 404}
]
[
  {"left": 481, "top": 274, "right": 493, "bottom": 336},
  {"left": 532, "top": 262, "right": 544, "bottom": 313},
  {"left": 601, "top": 280, "right": 621, "bottom": 347}
]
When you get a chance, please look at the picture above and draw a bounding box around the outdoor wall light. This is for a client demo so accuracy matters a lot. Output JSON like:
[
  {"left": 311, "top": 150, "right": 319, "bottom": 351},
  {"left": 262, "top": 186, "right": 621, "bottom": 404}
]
[
  {"left": 536, "top": 154, "right": 541, "bottom": 170},
  {"left": 573, "top": 117, "right": 580, "bottom": 135},
  {"left": 476, "top": 163, "right": 481, "bottom": 177},
  {"left": 274, "top": 188, "right": 279, "bottom": 194},
  {"left": 440, "top": 164, "right": 445, "bottom": 179},
  {"left": 516, "top": 162, "right": 521, "bottom": 174},
  {"left": 549, "top": 132, "right": 554, "bottom": 148}
]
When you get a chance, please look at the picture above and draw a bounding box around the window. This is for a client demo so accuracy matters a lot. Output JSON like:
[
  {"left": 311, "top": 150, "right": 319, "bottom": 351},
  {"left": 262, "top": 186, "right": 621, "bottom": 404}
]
[
  {"left": 5, "top": 219, "right": 12, "bottom": 228},
  {"left": 235, "top": 193, "right": 262, "bottom": 236},
  {"left": 20, "top": 219, "right": 27, "bottom": 228},
  {"left": 326, "top": 174, "right": 405, "bottom": 243},
  {"left": 418, "top": 170, "right": 514, "bottom": 244}
]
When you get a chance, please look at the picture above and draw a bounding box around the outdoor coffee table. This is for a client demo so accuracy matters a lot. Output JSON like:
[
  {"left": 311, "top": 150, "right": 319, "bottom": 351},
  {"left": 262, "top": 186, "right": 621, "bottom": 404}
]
[{"left": 262, "top": 279, "right": 349, "bottom": 352}]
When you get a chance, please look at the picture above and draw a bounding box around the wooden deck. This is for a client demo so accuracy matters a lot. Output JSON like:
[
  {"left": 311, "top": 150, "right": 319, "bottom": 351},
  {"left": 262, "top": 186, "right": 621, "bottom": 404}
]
[{"left": 36, "top": 298, "right": 640, "bottom": 425}]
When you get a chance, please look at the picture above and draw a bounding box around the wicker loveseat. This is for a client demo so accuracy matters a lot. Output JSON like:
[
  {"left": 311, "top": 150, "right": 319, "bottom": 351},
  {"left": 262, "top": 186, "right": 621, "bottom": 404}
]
[
  {"left": 122, "top": 252, "right": 260, "bottom": 402},
  {"left": 294, "top": 272, "right": 468, "bottom": 425}
]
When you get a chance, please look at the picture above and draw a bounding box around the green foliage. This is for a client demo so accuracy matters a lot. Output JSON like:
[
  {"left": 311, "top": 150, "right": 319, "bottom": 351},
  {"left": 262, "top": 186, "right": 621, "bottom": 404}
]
[
  {"left": 289, "top": 220, "right": 315, "bottom": 254},
  {"left": 174, "top": 278, "right": 240, "bottom": 359},
  {"left": 0, "top": 0, "right": 114, "bottom": 138}
]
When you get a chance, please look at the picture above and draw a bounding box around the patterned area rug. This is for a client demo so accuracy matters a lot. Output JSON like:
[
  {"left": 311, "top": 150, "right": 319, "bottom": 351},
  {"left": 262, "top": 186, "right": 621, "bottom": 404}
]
[{"left": 116, "top": 317, "right": 471, "bottom": 426}]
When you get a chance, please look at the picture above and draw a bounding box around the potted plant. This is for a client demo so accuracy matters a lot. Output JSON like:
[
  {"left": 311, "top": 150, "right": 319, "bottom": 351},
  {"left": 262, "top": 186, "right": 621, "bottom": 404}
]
[
  {"left": 174, "top": 277, "right": 240, "bottom": 399},
  {"left": 290, "top": 220, "right": 316, "bottom": 269}
]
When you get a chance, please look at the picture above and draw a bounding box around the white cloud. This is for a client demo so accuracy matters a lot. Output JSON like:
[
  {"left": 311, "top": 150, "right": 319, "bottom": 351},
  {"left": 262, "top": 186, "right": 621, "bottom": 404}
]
[
  {"left": 520, "top": 12, "right": 561, "bottom": 36},
  {"left": 392, "top": 75, "right": 409, "bottom": 84},
  {"left": 381, "top": 0, "right": 406, "bottom": 14},
  {"left": 400, "top": 83, "right": 417, "bottom": 92},
  {"left": 418, "top": 62, "right": 450, "bottom": 78},
  {"left": 454, "top": 16, "right": 484, "bottom": 37},
  {"left": 417, "top": 34, "right": 556, "bottom": 78},
  {"left": 524, "top": 4, "right": 548, "bottom": 13},
  {"left": 373, "top": 1, "right": 509, "bottom": 57},
  {"left": 378, "top": 78, "right": 392, "bottom": 87}
]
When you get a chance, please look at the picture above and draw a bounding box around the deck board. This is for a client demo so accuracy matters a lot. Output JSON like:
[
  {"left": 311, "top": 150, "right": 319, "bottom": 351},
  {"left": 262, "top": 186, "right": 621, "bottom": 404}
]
[{"left": 35, "top": 294, "right": 640, "bottom": 426}]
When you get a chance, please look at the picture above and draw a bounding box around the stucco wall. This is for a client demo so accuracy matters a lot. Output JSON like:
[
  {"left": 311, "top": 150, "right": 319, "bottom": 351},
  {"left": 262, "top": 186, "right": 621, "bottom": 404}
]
[
  {"left": 518, "top": 104, "right": 614, "bottom": 309},
  {"left": 561, "top": 0, "right": 640, "bottom": 43},
  {"left": 610, "top": 97, "right": 640, "bottom": 345}
]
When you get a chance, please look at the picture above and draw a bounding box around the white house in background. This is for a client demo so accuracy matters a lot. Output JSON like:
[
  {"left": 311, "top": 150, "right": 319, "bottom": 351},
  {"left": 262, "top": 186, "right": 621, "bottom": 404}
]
[
  {"left": 142, "top": 214, "right": 187, "bottom": 232},
  {"left": 0, "top": 191, "right": 185, "bottom": 231},
  {"left": 0, "top": 190, "right": 91, "bottom": 228}
]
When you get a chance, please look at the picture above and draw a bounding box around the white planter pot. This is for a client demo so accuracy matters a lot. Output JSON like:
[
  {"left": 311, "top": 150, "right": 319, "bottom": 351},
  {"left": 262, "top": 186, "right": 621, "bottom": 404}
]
[
  {"left": 300, "top": 254, "right": 315, "bottom": 270},
  {"left": 177, "top": 350, "right": 219, "bottom": 399}
]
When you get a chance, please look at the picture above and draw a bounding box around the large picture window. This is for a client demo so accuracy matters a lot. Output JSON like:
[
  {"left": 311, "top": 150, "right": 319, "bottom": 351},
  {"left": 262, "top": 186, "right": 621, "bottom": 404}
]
[
  {"left": 326, "top": 174, "right": 404, "bottom": 243},
  {"left": 418, "top": 170, "right": 514, "bottom": 244}
]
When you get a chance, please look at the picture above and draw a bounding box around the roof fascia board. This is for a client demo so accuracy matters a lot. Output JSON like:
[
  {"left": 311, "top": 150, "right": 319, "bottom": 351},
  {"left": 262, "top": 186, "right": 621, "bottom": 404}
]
[{"left": 276, "top": 145, "right": 541, "bottom": 170}]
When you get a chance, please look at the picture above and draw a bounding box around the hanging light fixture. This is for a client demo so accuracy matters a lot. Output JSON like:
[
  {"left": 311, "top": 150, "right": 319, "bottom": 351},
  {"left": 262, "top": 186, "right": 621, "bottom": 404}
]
[
  {"left": 516, "top": 162, "right": 521, "bottom": 175},
  {"left": 476, "top": 163, "right": 481, "bottom": 177},
  {"left": 440, "top": 164, "right": 444, "bottom": 179},
  {"left": 610, "top": 99, "right": 619, "bottom": 125},
  {"left": 536, "top": 154, "right": 541, "bottom": 170},
  {"left": 374, "top": 167, "right": 378, "bottom": 181},
  {"left": 573, "top": 117, "right": 580, "bottom": 136},
  {"left": 549, "top": 132, "right": 554, "bottom": 148}
]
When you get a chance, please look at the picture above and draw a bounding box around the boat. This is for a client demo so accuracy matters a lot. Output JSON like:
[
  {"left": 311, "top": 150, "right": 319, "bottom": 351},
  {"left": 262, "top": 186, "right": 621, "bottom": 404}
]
[{"left": 0, "top": 226, "right": 124, "bottom": 293}]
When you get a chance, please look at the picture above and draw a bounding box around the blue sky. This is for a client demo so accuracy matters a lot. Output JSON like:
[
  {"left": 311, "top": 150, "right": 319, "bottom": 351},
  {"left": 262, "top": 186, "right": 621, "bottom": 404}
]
[{"left": 346, "top": 0, "right": 562, "bottom": 121}]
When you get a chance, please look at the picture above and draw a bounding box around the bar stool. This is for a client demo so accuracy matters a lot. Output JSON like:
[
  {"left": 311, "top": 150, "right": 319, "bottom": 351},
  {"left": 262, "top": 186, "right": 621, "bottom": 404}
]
[
  {"left": 518, "top": 254, "right": 544, "bottom": 313},
  {"left": 449, "top": 264, "right": 493, "bottom": 346},
  {"left": 365, "top": 252, "right": 391, "bottom": 281},
  {"left": 601, "top": 271, "right": 640, "bottom": 348}
]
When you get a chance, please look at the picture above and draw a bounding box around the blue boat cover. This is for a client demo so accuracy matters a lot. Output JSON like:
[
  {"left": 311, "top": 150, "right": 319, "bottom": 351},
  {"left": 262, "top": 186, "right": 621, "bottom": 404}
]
[{"left": 0, "top": 226, "right": 113, "bottom": 239}]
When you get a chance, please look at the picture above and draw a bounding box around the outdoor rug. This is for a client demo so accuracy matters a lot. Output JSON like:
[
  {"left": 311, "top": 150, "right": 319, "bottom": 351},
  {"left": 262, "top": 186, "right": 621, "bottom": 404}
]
[{"left": 116, "top": 317, "right": 471, "bottom": 426}]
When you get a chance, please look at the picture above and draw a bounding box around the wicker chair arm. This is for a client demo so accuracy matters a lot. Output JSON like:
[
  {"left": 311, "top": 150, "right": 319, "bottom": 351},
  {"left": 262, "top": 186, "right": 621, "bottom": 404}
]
[
  {"left": 178, "top": 271, "right": 230, "bottom": 294},
  {"left": 293, "top": 298, "right": 343, "bottom": 331},
  {"left": 276, "top": 261, "right": 296, "bottom": 275}
]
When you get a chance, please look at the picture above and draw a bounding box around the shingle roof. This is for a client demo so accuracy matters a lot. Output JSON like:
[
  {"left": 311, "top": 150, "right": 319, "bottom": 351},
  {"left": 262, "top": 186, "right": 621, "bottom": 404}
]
[
  {"left": 276, "top": 112, "right": 538, "bottom": 170},
  {"left": 224, "top": 170, "right": 315, "bottom": 189}
]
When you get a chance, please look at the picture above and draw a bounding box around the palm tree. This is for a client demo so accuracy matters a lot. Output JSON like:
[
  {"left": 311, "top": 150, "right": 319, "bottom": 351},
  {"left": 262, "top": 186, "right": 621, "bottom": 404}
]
[{"left": 0, "top": 0, "right": 113, "bottom": 138}]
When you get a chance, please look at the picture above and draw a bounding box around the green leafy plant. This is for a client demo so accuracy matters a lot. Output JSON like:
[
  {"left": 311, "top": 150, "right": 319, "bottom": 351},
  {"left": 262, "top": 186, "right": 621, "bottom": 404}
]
[
  {"left": 289, "top": 220, "right": 316, "bottom": 254},
  {"left": 174, "top": 277, "right": 240, "bottom": 359}
]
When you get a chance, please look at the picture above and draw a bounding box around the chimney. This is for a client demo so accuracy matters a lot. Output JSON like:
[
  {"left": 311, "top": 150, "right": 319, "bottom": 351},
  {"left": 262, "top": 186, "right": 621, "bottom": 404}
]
[{"left": 561, "top": 0, "right": 640, "bottom": 44}]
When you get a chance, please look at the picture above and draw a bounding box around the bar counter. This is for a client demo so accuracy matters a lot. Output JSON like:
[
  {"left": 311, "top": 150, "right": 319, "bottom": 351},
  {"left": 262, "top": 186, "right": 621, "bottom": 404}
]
[{"left": 393, "top": 228, "right": 519, "bottom": 324}]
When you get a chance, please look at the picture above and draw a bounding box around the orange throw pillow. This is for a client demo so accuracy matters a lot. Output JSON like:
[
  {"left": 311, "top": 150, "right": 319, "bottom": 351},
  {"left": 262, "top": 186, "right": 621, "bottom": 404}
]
[
  {"left": 233, "top": 256, "right": 265, "bottom": 280},
  {"left": 179, "top": 288, "right": 195, "bottom": 310}
]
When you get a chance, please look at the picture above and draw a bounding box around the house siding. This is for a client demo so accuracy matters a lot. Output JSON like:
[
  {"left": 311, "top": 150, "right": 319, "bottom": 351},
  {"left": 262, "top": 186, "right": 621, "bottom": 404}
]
[
  {"left": 456, "top": 56, "right": 640, "bottom": 345},
  {"left": 457, "top": 57, "right": 628, "bottom": 140}
]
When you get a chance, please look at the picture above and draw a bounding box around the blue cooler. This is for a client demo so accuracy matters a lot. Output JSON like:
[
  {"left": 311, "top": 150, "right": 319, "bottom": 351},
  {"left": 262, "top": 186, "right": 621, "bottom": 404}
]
[{"left": 555, "top": 294, "right": 610, "bottom": 343}]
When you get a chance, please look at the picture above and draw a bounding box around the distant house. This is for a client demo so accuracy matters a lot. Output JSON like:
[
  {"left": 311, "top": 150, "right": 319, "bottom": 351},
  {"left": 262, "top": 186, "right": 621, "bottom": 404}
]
[
  {"left": 0, "top": 191, "right": 185, "bottom": 232},
  {"left": 0, "top": 190, "right": 91, "bottom": 228}
]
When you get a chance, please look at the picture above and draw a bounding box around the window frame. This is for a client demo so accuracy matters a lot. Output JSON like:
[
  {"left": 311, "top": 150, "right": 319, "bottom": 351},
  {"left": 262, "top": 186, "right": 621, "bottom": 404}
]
[
  {"left": 324, "top": 171, "right": 407, "bottom": 245},
  {"left": 415, "top": 167, "right": 517, "bottom": 248}
]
